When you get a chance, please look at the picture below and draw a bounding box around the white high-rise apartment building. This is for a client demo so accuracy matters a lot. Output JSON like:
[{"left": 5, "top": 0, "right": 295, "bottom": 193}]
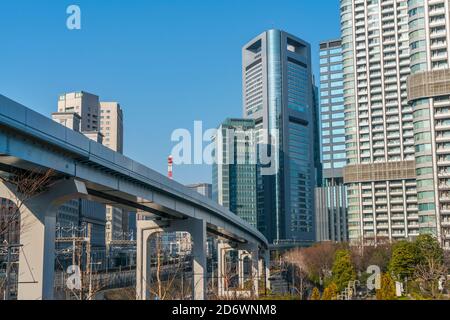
[
  {"left": 99, "top": 102, "right": 125, "bottom": 245},
  {"left": 341, "top": 0, "right": 420, "bottom": 244},
  {"left": 407, "top": 0, "right": 450, "bottom": 249}
]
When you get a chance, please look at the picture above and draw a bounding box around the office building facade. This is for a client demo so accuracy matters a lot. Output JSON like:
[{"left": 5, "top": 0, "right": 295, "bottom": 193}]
[
  {"left": 53, "top": 92, "right": 125, "bottom": 248},
  {"left": 315, "top": 39, "right": 348, "bottom": 242},
  {"left": 213, "top": 118, "right": 258, "bottom": 228},
  {"left": 57, "top": 91, "right": 100, "bottom": 132},
  {"left": 99, "top": 102, "right": 124, "bottom": 154},
  {"left": 242, "top": 29, "right": 320, "bottom": 245},
  {"left": 319, "top": 39, "right": 347, "bottom": 176},
  {"left": 99, "top": 102, "right": 126, "bottom": 244},
  {"left": 53, "top": 92, "right": 106, "bottom": 248},
  {"left": 0, "top": 199, "right": 19, "bottom": 245},
  {"left": 51, "top": 112, "right": 81, "bottom": 132},
  {"left": 187, "top": 183, "right": 213, "bottom": 199}
]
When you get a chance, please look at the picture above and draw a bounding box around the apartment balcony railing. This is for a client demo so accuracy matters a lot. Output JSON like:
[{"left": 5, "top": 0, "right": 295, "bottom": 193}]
[{"left": 437, "top": 146, "right": 450, "bottom": 154}]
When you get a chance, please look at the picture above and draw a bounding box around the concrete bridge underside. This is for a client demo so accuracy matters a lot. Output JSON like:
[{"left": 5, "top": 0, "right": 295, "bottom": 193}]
[{"left": 0, "top": 94, "right": 269, "bottom": 300}]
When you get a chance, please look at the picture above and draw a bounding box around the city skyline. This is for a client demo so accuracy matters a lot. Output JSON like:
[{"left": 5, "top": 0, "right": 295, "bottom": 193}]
[
  {"left": 0, "top": 0, "right": 340, "bottom": 185},
  {"left": 1, "top": 0, "right": 450, "bottom": 303}
]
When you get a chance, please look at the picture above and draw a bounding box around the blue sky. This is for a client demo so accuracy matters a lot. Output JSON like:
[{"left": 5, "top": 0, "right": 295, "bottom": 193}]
[{"left": 0, "top": 0, "right": 340, "bottom": 185}]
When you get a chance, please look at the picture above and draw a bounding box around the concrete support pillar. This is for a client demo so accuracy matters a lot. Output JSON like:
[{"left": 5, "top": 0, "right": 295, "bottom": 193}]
[
  {"left": 251, "top": 250, "right": 259, "bottom": 297},
  {"left": 264, "top": 251, "right": 271, "bottom": 291},
  {"left": 258, "top": 258, "right": 263, "bottom": 278},
  {"left": 237, "top": 250, "right": 246, "bottom": 290},
  {"left": 136, "top": 219, "right": 165, "bottom": 300},
  {"left": 0, "top": 178, "right": 88, "bottom": 300},
  {"left": 217, "top": 241, "right": 232, "bottom": 297},
  {"left": 238, "top": 243, "right": 259, "bottom": 298},
  {"left": 168, "top": 218, "right": 207, "bottom": 300},
  {"left": 136, "top": 217, "right": 207, "bottom": 300}
]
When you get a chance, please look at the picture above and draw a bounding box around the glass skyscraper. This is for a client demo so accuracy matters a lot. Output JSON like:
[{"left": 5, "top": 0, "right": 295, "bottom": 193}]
[
  {"left": 315, "top": 39, "right": 348, "bottom": 242},
  {"left": 319, "top": 40, "right": 346, "bottom": 175},
  {"left": 242, "top": 29, "right": 320, "bottom": 246},
  {"left": 212, "top": 118, "right": 258, "bottom": 228}
]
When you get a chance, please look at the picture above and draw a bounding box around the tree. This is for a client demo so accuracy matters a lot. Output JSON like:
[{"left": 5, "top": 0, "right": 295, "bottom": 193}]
[
  {"left": 310, "top": 287, "right": 320, "bottom": 300},
  {"left": 414, "top": 259, "right": 447, "bottom": 299},
  {"left": 415, "top": 234, "right": 443, "bottom": 266},
  {"left": 144, "top": 233, "right": 193, "bottom": 300},
  {"left": 284, "top": 242, "right": 343, "bottom": 286},
  {"left": 322, "top": 282, "right": 338, "bottom": 300},
  {"left": 0, "top": 168, "right": 55, "bottom": 300},
  {"left": 368, "top": 243, "right": 392, "bottom": 272},
  {"left": 0, "top": 168, "right": 55, "bottom": 241},
  {"left": 376, "top": 273, "right": 396, "bottom": 300},
  {"left": 331, "top": 249, "right": 356, "bottom": 291},
  {"left": 388, "top": 241, "right": 417, "bottom": 280},
  {"left": 283, "top": 251, "right": 312, "bottom": 299},
  {"left": 444, "top": 248, "right": 450, "bottom": 268},
  {"left": 351, "top": 242, "right": 392, "bottom": 275},
  {"left": 413, "top": 235, "right": 446, "bottom": 298}
]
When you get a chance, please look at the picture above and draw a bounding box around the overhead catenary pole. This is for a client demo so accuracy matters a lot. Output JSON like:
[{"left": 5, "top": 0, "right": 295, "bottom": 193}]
[
  {"left": 72, "top": 238, "right": 76, "bottom": 267},
  {"left": 87, "top": 223, "right": 92, "bottom": 300},
  {"left": 1, "top": 242, "right": 22, "bottom": 301},
  {"left": 4, "top": 243, "right": 11, "bottom": 301}
]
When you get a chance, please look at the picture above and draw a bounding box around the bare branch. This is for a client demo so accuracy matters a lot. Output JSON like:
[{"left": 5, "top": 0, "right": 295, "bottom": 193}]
[{"left": 0, "top": 169, "right": 55, "bottom": 240}]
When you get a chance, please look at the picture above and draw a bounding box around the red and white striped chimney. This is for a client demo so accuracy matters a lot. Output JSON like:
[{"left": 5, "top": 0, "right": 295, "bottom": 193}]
[{"left": 168, "top": 155, "right": 173, "bottom": 180}]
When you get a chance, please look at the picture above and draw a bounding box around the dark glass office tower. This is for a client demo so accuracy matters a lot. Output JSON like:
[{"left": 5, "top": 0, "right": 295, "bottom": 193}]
[
  {"left": 212, "top": 118, "right": 258, "bottom": 228},
  {"left": 242, "top": 29, "right": 320, "bottom": 246}
]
